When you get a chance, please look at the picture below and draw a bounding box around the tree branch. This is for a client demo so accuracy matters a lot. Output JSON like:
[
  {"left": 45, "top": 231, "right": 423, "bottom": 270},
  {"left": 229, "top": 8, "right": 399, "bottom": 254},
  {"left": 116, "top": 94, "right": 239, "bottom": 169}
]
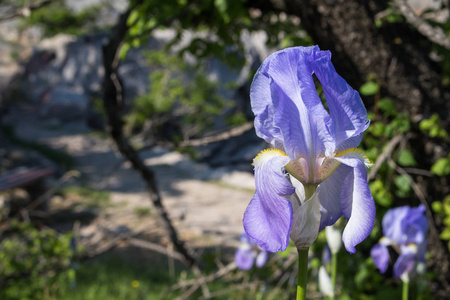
[
  {"left": 393, "top": 0, "right": 450, "bottom": 50},
  {"left": 0, "top": 0, "right": 54, "bottom": 22}
]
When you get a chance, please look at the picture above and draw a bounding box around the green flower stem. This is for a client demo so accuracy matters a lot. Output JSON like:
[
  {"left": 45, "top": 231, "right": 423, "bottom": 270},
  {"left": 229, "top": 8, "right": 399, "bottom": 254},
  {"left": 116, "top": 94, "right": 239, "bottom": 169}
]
[
  {"left": 331, "top": 252, "right": 337, "bottom": 298},
  {"left": 297, "top": 248, "right": 309, "bottom": 300},
  {"left": 402, "top": 280, "right": 409, "bottom": 300},
  {"left": 304, "top": 184, "right": 316, "bottom": 200},
  {"left": 295, "top": 184, "right": 316, "bottom": 300}
]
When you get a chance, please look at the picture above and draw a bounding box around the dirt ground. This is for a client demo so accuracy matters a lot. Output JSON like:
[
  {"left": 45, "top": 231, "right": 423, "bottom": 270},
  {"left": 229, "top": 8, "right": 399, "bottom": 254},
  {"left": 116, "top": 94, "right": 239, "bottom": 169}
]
[{"left": 5, "top": 107, "right": 256, "bottom": 253}]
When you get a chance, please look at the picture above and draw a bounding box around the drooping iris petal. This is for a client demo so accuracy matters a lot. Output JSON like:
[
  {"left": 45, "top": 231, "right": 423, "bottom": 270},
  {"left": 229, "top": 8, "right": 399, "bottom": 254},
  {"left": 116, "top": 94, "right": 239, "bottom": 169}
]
[
  {"left": 317, "top": 164, "right": 352, "bottom": 229},
  {"left": 371, "top": 243, "right": 390, "bottom": 273},
  {"left": 234, "top": 246, "right": 255, "bottom": 270},
  {"left": 243, "top": 155, "right": 294, "bottom": 252},
  {"left": 312, "top": 51, "right": 368, "bottom": 150},
  {"left": 334, "top": 156, "right": 375, "bottom": 253},
  {"left": 393, "top": 246, "right": 417, "bottom": 278},
  {"left": 255, "top": 250, "right": 268, "bottom": 268}
]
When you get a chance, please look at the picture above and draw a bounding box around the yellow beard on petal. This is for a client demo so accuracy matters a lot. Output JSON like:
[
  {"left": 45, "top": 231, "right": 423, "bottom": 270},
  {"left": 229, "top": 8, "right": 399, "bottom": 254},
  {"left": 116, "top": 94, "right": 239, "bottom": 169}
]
[
  {"left": 253, "top": 148, "right": 287, "bottom": 168},
  {"left": 318, "top": 148, "right": 373, "bottom": 182},
  {"left": 335, "top": 147, "right": 373, "bottom": 168}
]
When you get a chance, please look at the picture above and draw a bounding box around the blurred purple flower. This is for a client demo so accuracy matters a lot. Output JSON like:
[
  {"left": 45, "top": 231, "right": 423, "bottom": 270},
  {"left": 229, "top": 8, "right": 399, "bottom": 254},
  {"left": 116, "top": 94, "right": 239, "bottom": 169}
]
[
  {"left": 235, "top": 232, "right": 268, "bottom": 270},
  {"left": 371, "top": 205, "right": 428, "bottom": 278},
  {"left": 244, "top": 46, "right": 374, "bottom": 253}
]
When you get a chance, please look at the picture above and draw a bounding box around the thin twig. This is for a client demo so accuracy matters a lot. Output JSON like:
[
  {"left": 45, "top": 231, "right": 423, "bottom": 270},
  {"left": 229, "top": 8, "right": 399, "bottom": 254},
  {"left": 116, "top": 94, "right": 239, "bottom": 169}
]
[
  {"left": 21, "top": 170, "right": 80, "bottom": 213},
  {"left": 169, "top": 262, "right": 237, "bottom": 291},
  {"left": 198, "top": 281, "right": 263, "bottom": 300},
  {"left": 128, "top": 238, "right": 186, "bottom": 262},
  {"left": 368, "top": 134, "right": 404, "bottom": 181},
  {"left": 388, "top": 159, "right": 439, "bottom": 238},
  {"left": 191, "top": 266, "right": 211, "bottom": 299},
  {"left": 179, "top": 122, "right": 254, "bottom": 147},
  {"left": 104, "top": 122, "right": 254, "bottom": 178}
]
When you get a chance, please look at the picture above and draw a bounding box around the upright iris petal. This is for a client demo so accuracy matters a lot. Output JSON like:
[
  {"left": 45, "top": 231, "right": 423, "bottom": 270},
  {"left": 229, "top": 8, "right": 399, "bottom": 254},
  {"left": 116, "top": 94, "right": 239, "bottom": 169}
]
[{"left": 244, "top": 46, "right": 375, "bottom": 253}]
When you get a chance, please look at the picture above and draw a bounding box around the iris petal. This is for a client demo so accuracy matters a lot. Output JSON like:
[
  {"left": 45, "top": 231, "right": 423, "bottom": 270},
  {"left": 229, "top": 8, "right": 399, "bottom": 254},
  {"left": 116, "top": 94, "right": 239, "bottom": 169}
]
[
  {"left": 371, "top": 243, "right": 390, "bottom": 273},
  {"left": 288, "top": 186, "right": 321, "bottom": 249},
  {"left": 317, "top": 164, "right": 351, "bottom": 229},
  {"left": 334, "top": 157, "right": 375, "bottom": 253},
  {"left": 312, "top": 52, "right": 368, "bottom": 150},
  {"left": 255, "top": 250, "right": 268, "bottom": 268},
  {"left": 244, "top": 155, "right": 294, "bottom": 252},
  {"left": 393, "top": 246, "right": 417, "bottom": 278},
  {"left": 382, "top": 206, "right": 410, "bottom": 243},
  {"left": 251, "top": 46, "right": 334, "bottom": 159},
  {"left": 402, "top": 205, "right": 428, "bottom": 245},
  {"left": 234, "top": 246, "right": 255, "bottom": 270},
  {"left": 251, "top": 69, "right": 284, "bottom": 148},
  {"left": 268, "top": 47, "right": 333, "bottom": 159}
]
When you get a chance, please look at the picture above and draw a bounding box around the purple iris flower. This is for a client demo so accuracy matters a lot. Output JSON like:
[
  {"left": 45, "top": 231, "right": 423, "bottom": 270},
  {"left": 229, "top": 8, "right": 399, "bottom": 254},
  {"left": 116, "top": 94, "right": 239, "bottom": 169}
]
[
  {"left": 244, "top": 46, "right": 375, "bottom": 254},
  {"left": 371, "top": 205, "right": 428, "bottom": 278},
  {"left": 234, "top": 232, "right": 268, "bottom": 270}
]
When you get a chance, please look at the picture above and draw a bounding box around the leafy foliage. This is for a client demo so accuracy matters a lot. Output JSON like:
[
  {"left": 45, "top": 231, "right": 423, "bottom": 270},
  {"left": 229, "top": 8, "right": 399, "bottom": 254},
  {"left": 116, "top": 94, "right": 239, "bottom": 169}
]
[
  {"left": 121, "top": 0, "right": 310, "bottom": 66},
  {"left": 124, "top": 50, "right": 231, "bottom": 143},
  {"left": 20, "top": 0, "right": 103, "bottom": 37},
  {"left": 432, "top": 195, "right": 450, "bottom": 250},
  {"left": 0, "top": 221, "right": 76, "bottom": 299},
  {"left": 420, "top": 114, "right": 449, "bottom": 140}
]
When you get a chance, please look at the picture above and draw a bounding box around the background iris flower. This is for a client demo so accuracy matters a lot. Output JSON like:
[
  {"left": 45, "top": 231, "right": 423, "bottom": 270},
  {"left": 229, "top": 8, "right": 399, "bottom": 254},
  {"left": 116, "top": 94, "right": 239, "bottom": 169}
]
[
  {"left": 244, "top": 46, "right": 375, "bottom": 253},
  {"left": 234, "top": 232, "right": 268, "bottom": 270},
  {"left": 371, "top": 205, "right": 428, "bottom": 279}
]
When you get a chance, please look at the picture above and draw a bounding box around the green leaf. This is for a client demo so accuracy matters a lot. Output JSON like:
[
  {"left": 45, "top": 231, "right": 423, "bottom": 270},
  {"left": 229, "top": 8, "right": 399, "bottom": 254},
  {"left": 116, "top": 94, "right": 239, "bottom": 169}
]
[
  {"left": 369, "top": 179, "right": 392, "bottom": 207},
  {"left": 394, "top": 175, "right": 411, "bottom": 198},
  {"left": 378, "top": 98, "right": 396, "bottom": 116},
  {"left": 419, "top": 118, "right": 433, "bottom": 131},
  {"left": 127, "top": 9, "right": 139, "bottom": 26},
  {"left": 432, "top": 201, "right": 442, "bottom": 214},
  {"left": 397, "top": 149, "right": 417, "bottom": 167},
  {"left": 119, "top": 43, "right": 130, "bottom": 60},
  {"left": 440, "top": 228, "right": 450, "bottom": 240},
  {"left": 359, "top": 81, "right": 379, "bottom": 96},
  {"left": 371, "top": 122, "right": 385, "bottom": 137},
  {"left": 431, "top": 157, "right": 450, "bottom": 176}
]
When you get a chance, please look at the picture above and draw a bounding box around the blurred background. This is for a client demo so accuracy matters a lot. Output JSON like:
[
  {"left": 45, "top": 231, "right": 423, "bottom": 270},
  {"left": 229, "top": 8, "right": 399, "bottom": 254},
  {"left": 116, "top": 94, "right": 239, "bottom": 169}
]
[{"left": 0, "top": 0, "right": 449, "bottom": 299}]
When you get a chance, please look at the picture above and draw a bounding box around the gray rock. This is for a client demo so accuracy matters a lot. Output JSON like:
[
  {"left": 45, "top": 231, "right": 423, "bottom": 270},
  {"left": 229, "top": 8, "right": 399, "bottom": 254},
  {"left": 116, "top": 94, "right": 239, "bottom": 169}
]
[{"left": 39, "top": 87, "right": 89, "bottom": 122}]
